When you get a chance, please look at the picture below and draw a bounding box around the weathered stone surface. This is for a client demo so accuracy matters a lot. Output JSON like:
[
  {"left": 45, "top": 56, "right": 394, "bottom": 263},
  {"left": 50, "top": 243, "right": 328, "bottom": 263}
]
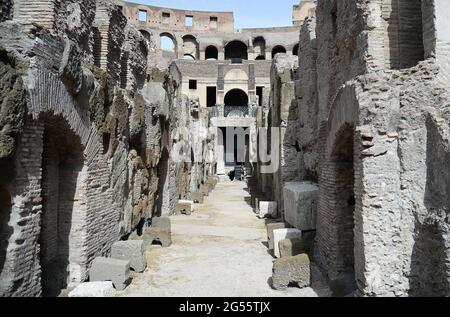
[
  {"left": 68, "top": 282, "right": 115, "bottom": 297},
  {"left": 266, "top": 222, "right": 288, "bottom": 250},
  {"left": 175, "top": 200, "right": 194, "bottom": 215},
  {"left": 272, "top": 254, "right": 311, "bottom": 290},
  {"left": 89, "top": 257, "right": 131, "bottom": 291},
  {"left": 259, "top": 201, "right": 277, "bottom": 219},
  {"left": 111, "top": 240, "right": 147, "bottom": 273},
  {"left": 142, "top": 217, "right": 172, "bottom": 248},
  {"left": 191, "top": 192, "right": 204, "bottom": 204},
  {"left": 279, "top": 238, "right": 308, "bottom": 258},
  {"left": 283, "top": 182, "right": 319, "bottom": 231},
  {"left": 273, "top": 228, "right": 302, "bottom": 258}
]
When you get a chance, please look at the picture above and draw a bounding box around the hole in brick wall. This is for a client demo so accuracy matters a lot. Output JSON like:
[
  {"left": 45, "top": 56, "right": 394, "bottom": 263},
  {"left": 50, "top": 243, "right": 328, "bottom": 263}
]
[
  {"left": 329, "top": 124, "right": 356, "bottom": 284},
  {"left": 385, "top": 0, "right": 424, "bottom": 69},
  {"left": 140, "top": 30, "right": 151, "bottom": 43},
  {"left": 38, "top": 116, "right": 86, "bottom": 297},
  {"left": 138, "top": 10, "right": 148, "bottom": 22},
  {"left": 0, "top": 186, "right": 12, "bottom": 276},
  {"left": 293, "top": 43, "right": 299, "bottom": 56},
  {"left": 185, "top": 15, "right": 193, "bottom": 27},
  {"left": 253, "top": 36, "right": 266, "bottom": 59}
]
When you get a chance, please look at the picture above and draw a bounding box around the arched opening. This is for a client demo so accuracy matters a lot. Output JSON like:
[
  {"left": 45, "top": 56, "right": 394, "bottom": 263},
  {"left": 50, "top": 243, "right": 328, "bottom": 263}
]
[
  {"left": 224, "top": 89, "right": 248, "bottom": 107},
  {"left": 225, "top": 41, "right": 248, "bottom": 61},
  {"left": 224, "top": 89, "right": 249, "bottom": 118},
  {"left": 253, "top": 36, "right": 266, "bottom": 60},
  {"left": 156, "top": 147, "right": 170, "bottom": 217},
  {"left": 38, "top": 115, "right": 87, "bottom": 297},
  {"left": 183, "top": 54, "right": 195, "bottom": 60},
  {"left": 182, "top": 35, "right": 199, "bottom": 60},
  {"left": 205, "top": 45, "right": 218, "bottom": 60},
  {"left": 160, "top": 33, "right": 177, "bottom": 60},
  {"left": 140, "top": 30, "right": 151, "bottom": 42},
  {"left": 328, "top": 124, "right": 356, "bottom": 290},
  {"left": 0, "top": 186, "right": 12, "bottom": 276},
  {"left": 272, "top": 45, "right": 287, "bottom": 59},
  {"left": 293, "top": 43, "right": 299, "bottom": 56}
]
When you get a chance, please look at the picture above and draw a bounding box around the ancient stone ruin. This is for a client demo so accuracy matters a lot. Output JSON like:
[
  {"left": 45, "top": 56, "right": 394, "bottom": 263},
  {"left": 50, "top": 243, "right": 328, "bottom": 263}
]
[{"left": 0, "top": 0, "right": 449, "bottom": 297}]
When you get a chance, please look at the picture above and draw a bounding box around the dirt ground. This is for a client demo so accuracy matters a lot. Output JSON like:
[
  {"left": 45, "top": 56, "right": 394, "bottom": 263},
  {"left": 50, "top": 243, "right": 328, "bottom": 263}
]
[{"left": 117, "top": 181, "right": 331, "bottom": 297}]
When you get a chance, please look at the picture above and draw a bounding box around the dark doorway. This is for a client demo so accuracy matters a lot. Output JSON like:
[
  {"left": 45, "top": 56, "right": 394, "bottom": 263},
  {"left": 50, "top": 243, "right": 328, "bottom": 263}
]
[
  {"left": 39, "top": 117, "right": 86, "bottom": 297},
  {"left": 205, "top": 46, "right": 218, "bottom": 60},
  {"left": 207, "top": 86, "right": 217, "bottom": 108},
  {"left": 256, "top": 86, "right": 264, "bottom": 107}
]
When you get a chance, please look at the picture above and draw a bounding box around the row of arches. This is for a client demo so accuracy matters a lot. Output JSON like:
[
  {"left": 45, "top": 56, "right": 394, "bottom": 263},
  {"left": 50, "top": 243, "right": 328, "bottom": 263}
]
[{"left": 146, "top": 31, "right": 299, "bottom": 61}]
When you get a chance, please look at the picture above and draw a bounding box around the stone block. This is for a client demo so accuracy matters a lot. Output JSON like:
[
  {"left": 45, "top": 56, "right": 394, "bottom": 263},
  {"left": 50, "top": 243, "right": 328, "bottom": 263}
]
[
  {"left": 142, "top": 217, "right": 172, "bottom": 248},
  {"left": 175, "top": 200, "right": 194, "bottom": 215},
  {"left": 111, "top": 240, "right": 147, "bottom": 273},
  {"left": 273, "top": 228, "right": 302, "bottom": 258},
  {"left": 259, "top": 201, "right": 278, "bottom": 218},
  {"left": 191, "top": 192, "right": 204, "bottom": 204},
  {"left": 283, "top": 182, "right": 319, "bottom": 231},
  {"left": 279, "top": 238, "right": 308, "bottom": 258},
  {"left": 89, "top": 257, "right": 131, "bottom": 291},
  {"left": 68, "top": 282, "right": 115, "bottom": 297},
  {"left": 272, "top": 254, "right": 311, "bottom": 290},
  {"left": 200, "top": 184, "right": 210, "bottom": 196},
  {"left": 266, "top": 222, "right": 288, "bottom": 250}
]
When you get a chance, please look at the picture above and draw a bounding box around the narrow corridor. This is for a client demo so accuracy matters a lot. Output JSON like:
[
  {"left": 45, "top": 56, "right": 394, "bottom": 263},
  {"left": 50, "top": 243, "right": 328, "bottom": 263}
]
[{"left": 118, "top": 181, "right": 321, "bottom": 297}]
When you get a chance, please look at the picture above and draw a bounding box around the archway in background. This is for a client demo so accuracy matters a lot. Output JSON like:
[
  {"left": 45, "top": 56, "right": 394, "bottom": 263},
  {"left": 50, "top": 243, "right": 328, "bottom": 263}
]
[
  {"left": 182, "top": 35, "right": 199, "bottom": 60},
  {"left": 205, "top": 45, "right": 218, "bottom": 60},
  {"left": 293, "top": 43, "right": 299, "bottom": 56},
  {"left": 38, "top": 115, "right": 87, "bottom": 297},
  {"left": 225, "top": 41, "right": 248, "bottom": 60},
  {"left": 140, "top": 30, "right": 151, "bottom": 42},
  {"left": 253, "top": 36, "right": 266, "bottom": 60},
  {"left": 272, "top": 45, "right": 287, "bottom": 59},
  {"left": 224, "top": 89, "right": 249, "bottom": 107},
  {"left": 160, "top": 33, "right": 176, "bottom": 52}
]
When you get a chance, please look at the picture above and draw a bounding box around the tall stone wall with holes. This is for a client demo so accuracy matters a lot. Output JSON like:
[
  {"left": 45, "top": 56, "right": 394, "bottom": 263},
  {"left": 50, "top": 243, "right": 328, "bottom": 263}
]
[
  {"left": 0, "top": 0, "right": 215, "bottom": 297},
  {"left": 292, "top": 0, "right": 450, "bottom": 297},
  {"left": 264, "top": 54, "right": 299, "bottom": 215}
]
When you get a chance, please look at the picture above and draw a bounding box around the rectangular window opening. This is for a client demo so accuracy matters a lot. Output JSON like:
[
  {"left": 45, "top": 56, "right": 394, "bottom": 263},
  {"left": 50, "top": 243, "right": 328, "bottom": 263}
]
[
  {"left": 207, "top": 87, "right": 217, "bottom": 107},
  {"left": 185, "top": 15, "right": 193, "bottom": 27},
  {"left": 189, "top": 80, "right": 198, "bottom": 90},
  {"left": 138, "top": 10, "right": 148, "bottom": 22}
]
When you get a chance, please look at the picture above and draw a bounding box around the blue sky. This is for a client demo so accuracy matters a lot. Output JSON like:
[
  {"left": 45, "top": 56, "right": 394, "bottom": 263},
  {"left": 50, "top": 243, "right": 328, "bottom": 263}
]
[{"left": 135, "top": 0, "right": 300, "bottom": 29}]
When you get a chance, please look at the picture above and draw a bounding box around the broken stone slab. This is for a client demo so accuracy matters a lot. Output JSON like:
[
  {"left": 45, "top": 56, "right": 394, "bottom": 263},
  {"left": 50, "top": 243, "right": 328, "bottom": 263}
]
[
  {"left": 111, "top": 240, "right": 147, "bottom": 273},
  {"left": 191, "top": 192, "right": 204, "bottom": 204},
  {"left": 272, "top": 254, "right": 311, "bottom": 290},
  {"left": 89, "top": 257, "right": 131, "bottom": 291},
  {"left": 175, "top": 200, "right": 195, "bottom": 215},
  {"left": 259, "top": 201, "right": 278, "bottom": 219},
  {"left": 68, "top": 281, "right": 116, "bottom": 297},
  {"left": 273, "top": 228, "right": 302, "bottom": 258},
  {"left": 142, "top": 217, "right": 172, "bottom": 248},
  {"left": 283, "top": 182, "right": 319, "bottom": 231},
  {"left": 266, "top": 222, "right": 288, "bottom": 250}
]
